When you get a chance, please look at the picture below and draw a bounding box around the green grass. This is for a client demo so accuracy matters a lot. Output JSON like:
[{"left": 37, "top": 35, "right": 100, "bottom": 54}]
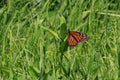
[{"left": 0, "top": 0, "right": 120, "bottom": 80}]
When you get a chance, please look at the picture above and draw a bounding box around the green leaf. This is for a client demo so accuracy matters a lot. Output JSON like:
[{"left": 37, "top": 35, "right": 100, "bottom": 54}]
[
  {"left": 60, "top": 23, "right": 67, "bottom": 40},
  {"left": 59, "top": 23, "right": 67, "bottom": 53},
  {"left": 41, "top": 26, "right": 61, "bottom": 41},
  {"left": 60, "top": 40, "right": 68, "bottom": 53}
]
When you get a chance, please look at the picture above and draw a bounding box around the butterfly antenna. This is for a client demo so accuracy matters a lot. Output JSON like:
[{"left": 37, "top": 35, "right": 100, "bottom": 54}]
[{"left": 68, "top": 29, "right": 70, "bottom": 33}]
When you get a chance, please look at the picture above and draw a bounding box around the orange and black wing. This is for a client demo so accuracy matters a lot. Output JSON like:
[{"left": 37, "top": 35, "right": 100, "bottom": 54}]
[{"left": 68, "top": 31, "right": 88, "bottom": 46}]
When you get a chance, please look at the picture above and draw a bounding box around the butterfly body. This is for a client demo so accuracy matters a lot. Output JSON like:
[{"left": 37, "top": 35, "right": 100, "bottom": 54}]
[{"left": 68, "top": 30, "right": 88, "bottom": 46}]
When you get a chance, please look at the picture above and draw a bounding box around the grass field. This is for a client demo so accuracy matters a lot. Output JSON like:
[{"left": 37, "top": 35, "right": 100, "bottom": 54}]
[{"left": 0, "top": 0, "right": 120, "bottom": 80}]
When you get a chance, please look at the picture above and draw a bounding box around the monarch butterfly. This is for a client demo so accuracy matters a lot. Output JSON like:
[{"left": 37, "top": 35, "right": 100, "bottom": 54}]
[{"left": 68, "top": 30, "right": 89, "bottom": 46}]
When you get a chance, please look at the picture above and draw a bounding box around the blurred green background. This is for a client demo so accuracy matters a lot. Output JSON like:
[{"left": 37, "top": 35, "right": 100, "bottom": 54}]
[{"left": 0, "top": 0, "right": 120, "bottom": 80}]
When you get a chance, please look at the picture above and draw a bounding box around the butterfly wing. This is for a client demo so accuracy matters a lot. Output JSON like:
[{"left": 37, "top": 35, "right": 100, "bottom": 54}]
[
  {"left": 68, "top": 31, "right": 88, "bottom": 46},
  {"left": 68, "top": 33, "right": 78, "bottom": 46}
]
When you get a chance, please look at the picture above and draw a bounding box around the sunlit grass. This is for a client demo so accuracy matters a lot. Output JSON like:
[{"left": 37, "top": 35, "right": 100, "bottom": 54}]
[{"left": 0, "top": 0, "right": 120, "bottom": 80}]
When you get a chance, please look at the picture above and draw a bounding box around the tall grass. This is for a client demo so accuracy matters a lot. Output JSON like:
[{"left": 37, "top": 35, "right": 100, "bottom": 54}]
[{"left": 0, "top": 0, "right": 120, "bottom": 80}]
